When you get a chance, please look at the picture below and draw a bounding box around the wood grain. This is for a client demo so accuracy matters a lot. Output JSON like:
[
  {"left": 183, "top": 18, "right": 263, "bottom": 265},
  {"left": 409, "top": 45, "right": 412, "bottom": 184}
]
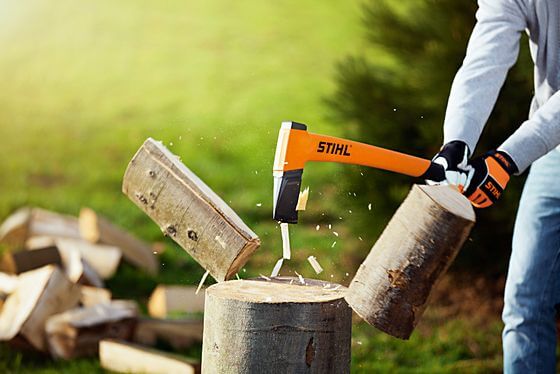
[{"left": 122, "top": 138, "right": 260, "bottom": 281}]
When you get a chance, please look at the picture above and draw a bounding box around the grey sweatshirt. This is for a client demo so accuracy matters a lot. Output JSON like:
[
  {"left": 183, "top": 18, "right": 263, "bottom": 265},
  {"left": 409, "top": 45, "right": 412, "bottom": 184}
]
[{"left": 443, "top": 0, "right": 560, "bottom": 173}]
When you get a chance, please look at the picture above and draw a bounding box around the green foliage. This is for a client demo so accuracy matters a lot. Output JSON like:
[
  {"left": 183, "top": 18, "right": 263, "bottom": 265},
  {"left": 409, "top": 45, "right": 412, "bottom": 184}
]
[{"left": 327, "top": 0, "right": 533, "bottom": 273}]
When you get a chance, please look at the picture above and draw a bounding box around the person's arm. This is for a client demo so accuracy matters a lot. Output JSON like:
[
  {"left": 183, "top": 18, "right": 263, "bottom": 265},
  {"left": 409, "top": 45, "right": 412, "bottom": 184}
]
[
  {"left": 443, "top": 0, "right": 527, "bottom": 156},
  {"left": 500, "top": 92, "right": 560, "bottom": 173}
]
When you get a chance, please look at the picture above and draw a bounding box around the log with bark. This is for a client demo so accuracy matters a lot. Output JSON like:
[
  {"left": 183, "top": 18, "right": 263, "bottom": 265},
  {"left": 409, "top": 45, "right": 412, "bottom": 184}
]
[
  {"left": 0, "top": 265, "right": 81, "bottom": 351},
  {"left": 45, "top": 300, "right": 138, "bottom": 359},
  {"left": 79, "top": 207, "right": 157, "bottom": 275},
  {"left": 0, "top": 208, "right": 81, "bottom": 249},
  {"left": 122, "top": 138, "right": 260, "bottom": 281},
  {"left": 345, "top": 184, "right": 476, "bottom": 339},
  {"left": 202, "top": 277, "right": 351, "bottom": 374},
  {"left": 99, "top": 339, "right": 200, "bottom": 374},
  {"left": 147, "top": 285, "right": 205, "bottom": 318}
]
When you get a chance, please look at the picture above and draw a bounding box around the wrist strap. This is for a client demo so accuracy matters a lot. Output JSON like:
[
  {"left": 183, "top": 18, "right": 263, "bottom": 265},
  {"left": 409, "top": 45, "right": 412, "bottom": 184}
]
[{"left": 492, "top": 150, "right": 518, "bottom": 175}]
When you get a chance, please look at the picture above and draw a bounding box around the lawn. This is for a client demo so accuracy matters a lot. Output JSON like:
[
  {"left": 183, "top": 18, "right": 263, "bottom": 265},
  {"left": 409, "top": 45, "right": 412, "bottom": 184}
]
[{"left": 0, "top": 0, "right": 504, "bottom": 372}]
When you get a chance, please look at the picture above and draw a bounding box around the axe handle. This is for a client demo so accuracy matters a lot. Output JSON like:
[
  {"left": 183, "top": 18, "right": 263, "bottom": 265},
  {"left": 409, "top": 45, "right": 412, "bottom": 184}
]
[
  {"left": 281, "top": 129, "right": 443, "bottom": 180},
  {"left": 307, "top": 132, "right": 432, "bottom": 177}
]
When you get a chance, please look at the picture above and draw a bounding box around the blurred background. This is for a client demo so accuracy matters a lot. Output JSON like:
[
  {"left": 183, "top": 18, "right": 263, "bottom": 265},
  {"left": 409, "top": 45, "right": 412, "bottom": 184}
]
[{"left": 0, "top": 0, "right": 535, "bottom": 372}]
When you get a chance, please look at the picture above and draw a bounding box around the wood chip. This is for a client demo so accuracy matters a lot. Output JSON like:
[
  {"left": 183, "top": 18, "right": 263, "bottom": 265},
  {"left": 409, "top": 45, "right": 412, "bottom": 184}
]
[
  {"left": 270, "top": 258, "right": 283, "bottom": 277},
  {"left": 295, "top": 187, "right": 309, "bottom": 211},
  {"left": 294, "top": 271, "right": 305, "bottom": 285},
  {"left": 280, "top": 223, "right": 291, "bottom": 260},
  {"left": 196, "top": 270, "right": 210, "bottom": 295},
  {"left": 307, "top": 256, "right": 323, "bottom": 274}
]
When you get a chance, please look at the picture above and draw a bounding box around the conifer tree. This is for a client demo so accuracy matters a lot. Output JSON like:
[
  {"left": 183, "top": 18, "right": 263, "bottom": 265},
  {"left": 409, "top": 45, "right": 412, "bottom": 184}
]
[{"left": 328, "top": 0, "right": 533, "bottom": 273}]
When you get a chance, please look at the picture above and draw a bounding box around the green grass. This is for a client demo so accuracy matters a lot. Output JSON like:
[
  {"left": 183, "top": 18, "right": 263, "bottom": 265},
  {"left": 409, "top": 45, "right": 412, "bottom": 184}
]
[{"left": 0, "top": 0, "right": 505, "bottom": 372}]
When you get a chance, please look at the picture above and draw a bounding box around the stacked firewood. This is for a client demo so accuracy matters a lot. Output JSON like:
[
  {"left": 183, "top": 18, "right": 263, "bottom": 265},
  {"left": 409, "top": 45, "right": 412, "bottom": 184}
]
[{"left": 0, "top": 207, "right": 202, "bottom": 373}]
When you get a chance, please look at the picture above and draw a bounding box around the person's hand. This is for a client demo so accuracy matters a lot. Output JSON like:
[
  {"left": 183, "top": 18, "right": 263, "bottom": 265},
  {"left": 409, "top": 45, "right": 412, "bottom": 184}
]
[
  {"left": 427, "top": 140, "right": 470, "bottom": 189},
  {"left": 463, "top": 150, "right": 518, "bottom": 208}
]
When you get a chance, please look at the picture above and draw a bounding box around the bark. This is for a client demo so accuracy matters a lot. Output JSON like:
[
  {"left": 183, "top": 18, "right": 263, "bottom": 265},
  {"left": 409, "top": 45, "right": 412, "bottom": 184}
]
[
  {"left": 202, "top": 277, "right": 351, "bottom": 374},
  {"left": 122, "top": 138, "right": 260, "bottom": 281},
  {"left": 346, "top": 185, "right": 476, "bottom": 339}
]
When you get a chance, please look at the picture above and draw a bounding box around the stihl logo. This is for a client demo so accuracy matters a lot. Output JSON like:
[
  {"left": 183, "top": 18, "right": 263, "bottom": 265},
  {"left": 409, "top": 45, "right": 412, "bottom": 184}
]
[
  {"left": 485, "top": 181, "right": 501, "bottom": 199},
  {"left": 317, "top": 141, "right": 351, "bottom": 156}
]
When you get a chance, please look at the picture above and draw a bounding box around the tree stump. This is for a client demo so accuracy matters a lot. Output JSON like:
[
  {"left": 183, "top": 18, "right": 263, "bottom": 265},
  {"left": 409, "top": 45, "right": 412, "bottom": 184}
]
[
  {"left": 346, "top": 184, "right": 475, "bottom": 339},
  {"left": 202, "top": 277, "right": 351, "bottom": 374}
]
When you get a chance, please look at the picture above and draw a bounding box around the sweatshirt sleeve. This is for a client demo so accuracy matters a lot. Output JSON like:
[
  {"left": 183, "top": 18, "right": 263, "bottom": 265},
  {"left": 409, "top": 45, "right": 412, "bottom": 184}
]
[
  {"left": 500, "top": 91, "right": 560, "bottom": 173},
  {"left": 443, "top": 0, "right": 527, "bottom": 154}
]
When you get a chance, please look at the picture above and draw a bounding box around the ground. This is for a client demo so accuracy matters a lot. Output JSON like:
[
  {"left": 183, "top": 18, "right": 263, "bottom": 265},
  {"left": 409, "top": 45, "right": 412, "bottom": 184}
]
[{"left": 0, "top": 0, "right": 505, "bottom": 372}]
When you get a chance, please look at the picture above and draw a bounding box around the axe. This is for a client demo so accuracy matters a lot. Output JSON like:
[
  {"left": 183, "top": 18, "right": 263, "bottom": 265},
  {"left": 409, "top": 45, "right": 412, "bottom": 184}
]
[{"left": 272, "top": 121, "right": 445, "bottom": 223}]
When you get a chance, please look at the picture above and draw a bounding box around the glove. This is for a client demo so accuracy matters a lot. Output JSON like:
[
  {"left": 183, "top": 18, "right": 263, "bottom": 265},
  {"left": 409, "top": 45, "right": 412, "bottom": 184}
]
[
  {"left": 427, "top": 140, "right": 470, "bottom": 188},
  {"left": 463, "top": 150, "right": 518, "bottom": 208}
]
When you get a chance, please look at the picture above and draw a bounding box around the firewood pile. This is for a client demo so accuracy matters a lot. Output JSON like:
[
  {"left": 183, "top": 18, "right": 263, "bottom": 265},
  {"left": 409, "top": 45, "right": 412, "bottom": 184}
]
[{"left": 0, "top": 207, "right": 202, "bottom": 373}]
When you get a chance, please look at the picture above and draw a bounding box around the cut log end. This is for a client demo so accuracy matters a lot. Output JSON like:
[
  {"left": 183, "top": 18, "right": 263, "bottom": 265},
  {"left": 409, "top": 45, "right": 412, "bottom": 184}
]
[{"left": 207, "top": 277, "right": 347, "bottom": 304}]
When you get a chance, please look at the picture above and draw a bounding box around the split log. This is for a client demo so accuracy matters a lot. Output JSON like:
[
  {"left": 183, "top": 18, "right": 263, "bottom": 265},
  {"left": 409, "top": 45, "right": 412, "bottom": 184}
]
[
  {"left": 122, "top": 138, "right": 260, "bottom": 281},
  {"left": 134, "top": 317, "right": 203, "bottom": 350},
  {"left": 202, "top": 277, "right": 351, "bottom": 374},
  {"left": 148, "top": 285, "right": 204, "bottom": 318},
  {"left": 79, "top": 207, "right": 157, "bottom": 275},
  {"left": 45, "top": 300, "right": 137, "bottom": 359},
  {"left": 0, "top": 246, "right": 62, "bottom": 274},
  {"left": 0, "top": 272, "right": 18, "bottom": 299},
  {"left": 346, "top": 185, "right": 476, "bottom": 339},
  {"left": 99, "top": 339, "right": 200, "bottom": 374},
  {"left": 79, "top": 286, "right": 111, "bottom": 307},
  {"left": 26, "top": 237, "right": 121, "bottom": 280},
  {"left": 0, "top": 265, "right": 81, "bottom": 350},
  {"left": 0, "top": 208, "right": 81, "bottom": 249},
  {"left": 57, "top": 247, "right": 104, "bottom": 288}
]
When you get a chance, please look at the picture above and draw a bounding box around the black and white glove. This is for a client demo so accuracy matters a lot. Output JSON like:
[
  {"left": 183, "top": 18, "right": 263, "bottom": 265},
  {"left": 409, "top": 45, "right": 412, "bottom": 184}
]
[
  {"left": 427, "top": 140, "right": 470, "bottom": 189},
  {"left": 462, "top": 149, "right": 518, "bottom": 208}
]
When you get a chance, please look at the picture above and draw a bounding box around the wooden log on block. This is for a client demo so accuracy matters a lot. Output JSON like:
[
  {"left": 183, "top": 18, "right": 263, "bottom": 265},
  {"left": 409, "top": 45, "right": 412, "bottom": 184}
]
[
  {"left": 202, "top": 277, "right": 351, "bottom": 374},
  {"left": 26, "top": 237, "right": 122, "bottom": 280},
  {"left": 79, "top": 207, "right": 157, "bottom": 275},
  {"left": 79, "top": 286, "right": 111, "bottom": 307},
  {"left": 0, "top": 208, "right": 81, "bottom": 249},
  {"left": 0, "top": 265, "right": 81, "bottom": 351},
  {"left": 0, "top": 246, "right": 62, "bottom": 274},
  {"left": 346, "top": 185, "right": 476, "bottom": 339},
  {"left": 148, "top": 285, "right": 204, "bottom": 318},
  {"left": 45, "top": 300, "right": 137, "bottom": 359},
  {"left": 134, "top": 317, "right": 203, "bottom": 350},
  {"left": 122, "top": 138, "right": 260, "bottom": 281},
  {"left": 100, "top": 339, "right": 200, "bottom": 374}
]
